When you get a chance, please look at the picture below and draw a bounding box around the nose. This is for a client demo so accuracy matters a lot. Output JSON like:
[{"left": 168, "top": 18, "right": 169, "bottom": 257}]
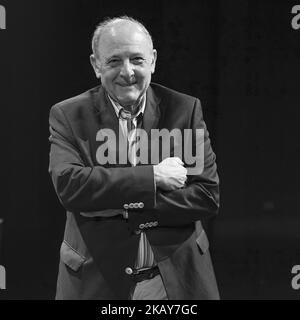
[{"left": 119, "top": 60, "right": 134, "bottom": 79}]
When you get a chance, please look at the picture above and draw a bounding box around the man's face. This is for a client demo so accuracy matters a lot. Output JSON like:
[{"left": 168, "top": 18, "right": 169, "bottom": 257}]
[{"left": 91, "top": 22, "right": 157, "bottom": 107}]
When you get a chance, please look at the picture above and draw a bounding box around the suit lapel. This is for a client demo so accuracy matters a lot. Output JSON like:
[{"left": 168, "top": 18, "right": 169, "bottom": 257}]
[
  {"left": 93, "top": 85, "right": 120, "bottom": 135},
  {"left": 92, "top": 86, "right": 124, "bottom": 166},
  {"left": 143, "top": 85, "right": 161, "bottom": 134},
  {"left": 142, "top": 86, "right": 162, "bottom": 165}
]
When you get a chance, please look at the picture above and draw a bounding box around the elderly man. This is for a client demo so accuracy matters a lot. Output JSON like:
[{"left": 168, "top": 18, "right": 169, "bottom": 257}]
[{"left": 49, "top": 16, "right": 220, "bottom": 300}]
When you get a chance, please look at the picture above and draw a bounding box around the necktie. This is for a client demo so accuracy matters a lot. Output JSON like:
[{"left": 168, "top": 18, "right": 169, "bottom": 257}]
[
  {"left": 119, "top": 108, "right": 142, "bottom": 132},
  {"left": 119, "top": 107, "right": 156, "bottom": 270}
]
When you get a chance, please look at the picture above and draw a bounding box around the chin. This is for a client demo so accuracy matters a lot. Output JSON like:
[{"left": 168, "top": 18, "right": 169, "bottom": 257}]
[{"left": 117, "top": 95, "right": 139, "bottom": 106}]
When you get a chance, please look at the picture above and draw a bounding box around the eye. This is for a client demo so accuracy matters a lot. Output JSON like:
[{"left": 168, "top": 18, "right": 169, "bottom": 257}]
[
  {"left": 107, "top": 59, "right": 120, "bottom": 66},
  {"left": 131, "top": 57, "right": 145, "bottom": 64}
]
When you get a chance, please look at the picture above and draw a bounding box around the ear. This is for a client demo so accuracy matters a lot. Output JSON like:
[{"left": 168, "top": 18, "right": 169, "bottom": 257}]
[
  {"left": 150, "top": 49, "right": 157, "bottom": 74},
  {"left": 90, "top": 54, "right": 101, "bottom": 79}
]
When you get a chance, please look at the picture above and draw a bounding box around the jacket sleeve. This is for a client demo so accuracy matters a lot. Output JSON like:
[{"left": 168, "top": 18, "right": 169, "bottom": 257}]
[
  {"left": 49, "top": 104, "right": 156, "bottom": 213},
  {"left": 127, "top": 98, "right": 219, "bottom": 229}
]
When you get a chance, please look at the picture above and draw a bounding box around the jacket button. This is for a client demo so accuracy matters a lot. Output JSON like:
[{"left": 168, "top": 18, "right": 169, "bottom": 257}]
[
  {"left": 125, "top": 267, "right": 133, "bottom": 275},
  {"left": 123, "top": 204, "right": 129, "bottom": 210},
  {"left": 122, "top": 210, "right": 128, "bottom": 219},
  {"left": 138, "top": 202, "right": 144, "bottom": 208},
  {"left": 129, "top": 203, "right": 134, "bottom": 209},
  {"left": 139, "top": 223, "right": 145, "bottom": 230}
]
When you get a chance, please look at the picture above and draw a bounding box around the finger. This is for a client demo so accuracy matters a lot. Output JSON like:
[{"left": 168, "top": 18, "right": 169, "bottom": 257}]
[
  {"left": 172, "top": 157, "right": 184, "bottom": 165},
  {"left": 180, "top": 177, "right": 187, "bottom": 184},
  {"left": 178, "top": 167, "right": 188, "bottom": 175}
]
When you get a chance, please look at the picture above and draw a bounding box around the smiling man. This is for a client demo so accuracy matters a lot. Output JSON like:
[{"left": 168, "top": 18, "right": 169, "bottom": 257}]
[
  {"left": 49, "top": 16, "right": 220, "bottom": 300},
  {"left": 90, "top": 18, "right": 157, "bottom": 111}
]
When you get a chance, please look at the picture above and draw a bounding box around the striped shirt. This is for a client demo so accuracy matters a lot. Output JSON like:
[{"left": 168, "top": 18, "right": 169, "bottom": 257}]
[{"left": 108, "top": 94, "right": 156, "bottom": 270}]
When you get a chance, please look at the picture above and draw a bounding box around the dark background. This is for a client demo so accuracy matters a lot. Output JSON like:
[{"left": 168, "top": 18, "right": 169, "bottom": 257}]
[{"left": 0, "top": 0, "right": 299, "bottom": 299}]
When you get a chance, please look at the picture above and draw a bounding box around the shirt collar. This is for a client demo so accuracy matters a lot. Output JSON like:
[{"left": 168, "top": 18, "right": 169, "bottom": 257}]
[{"left": 107, "top": 94, "right": 146, "bottom": 119}]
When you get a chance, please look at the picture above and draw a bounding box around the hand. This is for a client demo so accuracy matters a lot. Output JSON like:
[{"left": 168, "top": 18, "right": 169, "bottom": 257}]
[{"left": 153, "top": 157, "right": 187, "bottom": 191}]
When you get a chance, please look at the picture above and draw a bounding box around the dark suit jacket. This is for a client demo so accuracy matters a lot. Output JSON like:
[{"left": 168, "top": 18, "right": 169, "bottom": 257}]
[{"left": 49, "top": 83, "right": 220, "bottom": 300}]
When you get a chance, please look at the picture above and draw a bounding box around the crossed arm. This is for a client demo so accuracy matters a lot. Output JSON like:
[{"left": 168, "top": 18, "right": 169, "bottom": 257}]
[{"left": 49, "top": 99, "right": 219, "bottom": 227}]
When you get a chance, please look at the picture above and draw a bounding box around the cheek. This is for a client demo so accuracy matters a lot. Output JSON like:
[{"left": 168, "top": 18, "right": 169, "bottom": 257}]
[
  {"left": 135, "top": 70, "right": 152, "bottom": 84},
  {"left": 101, "top": 70, "right": 118, "bottom": 84}
]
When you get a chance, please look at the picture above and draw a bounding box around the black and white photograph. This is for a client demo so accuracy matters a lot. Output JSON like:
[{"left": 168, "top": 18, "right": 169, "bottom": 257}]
[{"left": 0, "top": 0, "right": 299, "bottom": 304}]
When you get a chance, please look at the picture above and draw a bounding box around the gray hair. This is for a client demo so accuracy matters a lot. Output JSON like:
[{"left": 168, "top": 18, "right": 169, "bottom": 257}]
[{"left": 91, "top": 15, "right": 154, "bottom": 59}]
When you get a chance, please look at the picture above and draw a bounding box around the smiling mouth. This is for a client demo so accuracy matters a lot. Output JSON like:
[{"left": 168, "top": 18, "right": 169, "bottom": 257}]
[{"left": 117, "top": 82, "right": 137, "bottom": 87}]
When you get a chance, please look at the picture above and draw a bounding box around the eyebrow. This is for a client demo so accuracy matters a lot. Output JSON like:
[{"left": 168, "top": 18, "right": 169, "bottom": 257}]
[{"left": 105, "top": 52, "right": 147, "bottom": 62}]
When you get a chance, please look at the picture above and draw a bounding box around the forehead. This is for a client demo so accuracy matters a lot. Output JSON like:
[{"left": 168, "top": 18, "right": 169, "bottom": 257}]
[{"left": 98, "top": 22, "right": 152, "bottom": 58}]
